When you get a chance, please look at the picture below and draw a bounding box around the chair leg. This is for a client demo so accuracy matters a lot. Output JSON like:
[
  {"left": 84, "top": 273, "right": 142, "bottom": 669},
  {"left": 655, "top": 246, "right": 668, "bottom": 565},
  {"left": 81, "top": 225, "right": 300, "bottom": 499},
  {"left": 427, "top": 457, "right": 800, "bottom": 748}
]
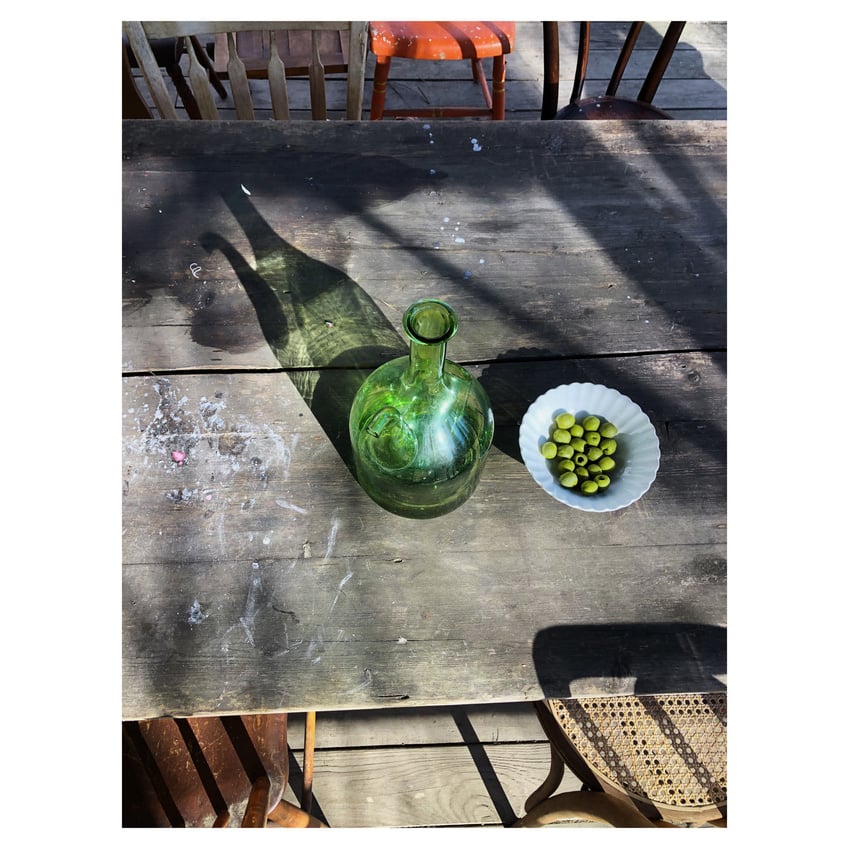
[
  {"left": 267, "top": 799, "right": 328, "bottom": 828},
  {"left": 541, "top": 22, "right": 559, "bottom": 119},
  {"left": 491, "top": 55, "right": 506, "bottom": 119},
  {"left": 189, "top": 35, "right": 228, "bottom": 99},
  {"left": 370, "top": 56, "right": 391, "bottom": 119},
  {"left": 164, "top": 62, "right": 201, "bottom": 119},
  {"left": 472, "top": 59, "right": 493, "bottom": 111},
  {"left": 301, "top": 711, "right": 316, "bottom": 813},
  {"left": 242, "top": 776, "right": 271, "bottom": 827},
  {"left": 525, "top": 744, "right": 565, "bottom": 812}
]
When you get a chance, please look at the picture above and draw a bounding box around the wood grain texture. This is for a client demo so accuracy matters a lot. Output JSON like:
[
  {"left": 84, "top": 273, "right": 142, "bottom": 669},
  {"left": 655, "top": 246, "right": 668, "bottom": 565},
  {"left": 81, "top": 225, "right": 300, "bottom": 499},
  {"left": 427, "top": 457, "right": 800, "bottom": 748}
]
[
  {"left": 281, "top": 740, "right": 578, "bottom": 827},
  {"left": 123, "top": 119, "right": 726, "bottom": 372},
  {"left": 122, "top": 118, "right": 726, "bottom": 721}
]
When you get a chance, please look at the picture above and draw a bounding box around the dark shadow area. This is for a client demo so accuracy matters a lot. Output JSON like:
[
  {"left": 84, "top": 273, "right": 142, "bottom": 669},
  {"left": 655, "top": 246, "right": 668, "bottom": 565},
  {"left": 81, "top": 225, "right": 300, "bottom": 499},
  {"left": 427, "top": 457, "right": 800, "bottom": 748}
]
[
  {"left": 200, "top": 185, "right": 408, "bottom": 473},
  {"left": 286, "top": 746, "right": 329, "bottom": 826},
  {"left": 451, "top": 707, "right": 517, "bottom": 825},
  {"left": 123, "top": 721, "right": 185, "bottom": 827},
  {"left": 532, "top": 622, "right": 726, "bottom": 698}
]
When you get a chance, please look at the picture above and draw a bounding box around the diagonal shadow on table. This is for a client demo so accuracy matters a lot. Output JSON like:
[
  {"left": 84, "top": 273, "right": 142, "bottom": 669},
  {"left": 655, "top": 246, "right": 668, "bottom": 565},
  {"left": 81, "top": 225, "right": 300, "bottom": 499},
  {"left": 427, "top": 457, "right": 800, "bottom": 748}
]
[{"left": 199, "top": 187, "right": 408, "bottom": 474}]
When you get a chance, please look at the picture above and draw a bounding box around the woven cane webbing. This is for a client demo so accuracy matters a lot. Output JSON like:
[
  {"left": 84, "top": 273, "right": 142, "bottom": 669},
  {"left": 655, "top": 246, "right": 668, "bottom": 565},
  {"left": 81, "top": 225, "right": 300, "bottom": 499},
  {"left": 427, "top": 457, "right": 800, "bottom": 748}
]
[{"left": 548, "top": 693, "right": 727, "bottom": 812}]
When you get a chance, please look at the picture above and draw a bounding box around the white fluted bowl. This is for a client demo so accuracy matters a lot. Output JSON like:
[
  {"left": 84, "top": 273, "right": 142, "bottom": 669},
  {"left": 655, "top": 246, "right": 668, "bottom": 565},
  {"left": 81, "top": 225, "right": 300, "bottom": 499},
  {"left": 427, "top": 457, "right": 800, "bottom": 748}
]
[{"left": 519, "top": 383, "right": 660, "bottom": 512}]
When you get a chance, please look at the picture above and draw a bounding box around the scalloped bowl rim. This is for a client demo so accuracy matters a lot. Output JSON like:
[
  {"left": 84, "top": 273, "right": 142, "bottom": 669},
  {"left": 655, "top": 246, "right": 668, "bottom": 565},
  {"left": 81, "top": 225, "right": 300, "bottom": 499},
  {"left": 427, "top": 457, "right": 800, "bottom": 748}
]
[{"left": 519, "top": 382, "right": 660, "bottom": 512}]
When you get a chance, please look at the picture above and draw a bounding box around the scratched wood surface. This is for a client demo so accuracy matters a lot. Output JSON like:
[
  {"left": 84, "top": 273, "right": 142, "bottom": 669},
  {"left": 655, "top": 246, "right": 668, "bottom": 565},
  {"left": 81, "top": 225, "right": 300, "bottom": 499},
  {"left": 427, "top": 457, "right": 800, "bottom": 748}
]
[{"left": 122, "top": 119, "right": 727, "bottom": 721}]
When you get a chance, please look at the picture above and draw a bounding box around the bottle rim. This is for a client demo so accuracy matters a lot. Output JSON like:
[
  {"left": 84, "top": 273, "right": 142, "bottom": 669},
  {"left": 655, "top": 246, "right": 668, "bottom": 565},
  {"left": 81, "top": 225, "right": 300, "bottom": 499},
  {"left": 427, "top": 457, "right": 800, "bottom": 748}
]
[{"left": 403, "top": 299, "right": 458, "bottom": 345}]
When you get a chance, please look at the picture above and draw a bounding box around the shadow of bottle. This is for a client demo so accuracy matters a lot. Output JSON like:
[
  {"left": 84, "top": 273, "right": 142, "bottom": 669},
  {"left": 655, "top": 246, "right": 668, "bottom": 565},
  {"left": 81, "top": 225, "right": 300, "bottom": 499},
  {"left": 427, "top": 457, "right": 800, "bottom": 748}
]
[{"left": 200, "top": 188, "right": 407, "bottom": 474}]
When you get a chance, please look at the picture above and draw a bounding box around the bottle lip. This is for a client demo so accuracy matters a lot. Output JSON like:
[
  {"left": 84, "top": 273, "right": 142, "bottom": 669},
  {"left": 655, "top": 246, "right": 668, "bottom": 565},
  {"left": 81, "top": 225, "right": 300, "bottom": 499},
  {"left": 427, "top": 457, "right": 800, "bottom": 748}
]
[{"left": 403, "top": 299, "right": 458, "bottom": 344}]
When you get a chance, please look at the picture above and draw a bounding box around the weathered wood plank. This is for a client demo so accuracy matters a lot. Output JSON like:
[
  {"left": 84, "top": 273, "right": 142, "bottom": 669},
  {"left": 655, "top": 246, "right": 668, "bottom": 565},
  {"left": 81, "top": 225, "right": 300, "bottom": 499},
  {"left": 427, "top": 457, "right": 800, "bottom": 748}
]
[
  {"left": 279, "top": 740, "right": 579, "bottom": 828},
  {"left": 122, "top": 351, "right": 725, "bottom": 719},
  {"left": 287, "top": 702, "right": 545, "bottom": 749},
  {"left": 123, "top": 120, "right": 726, "bottom": 373}
]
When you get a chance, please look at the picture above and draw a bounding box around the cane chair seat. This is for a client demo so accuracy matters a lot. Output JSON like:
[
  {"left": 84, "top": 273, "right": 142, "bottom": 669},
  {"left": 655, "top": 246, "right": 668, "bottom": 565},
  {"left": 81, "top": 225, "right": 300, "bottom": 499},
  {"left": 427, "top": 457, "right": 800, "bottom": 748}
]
[{"left": 517, "top": 692, "right": 727, "bottom": 827}]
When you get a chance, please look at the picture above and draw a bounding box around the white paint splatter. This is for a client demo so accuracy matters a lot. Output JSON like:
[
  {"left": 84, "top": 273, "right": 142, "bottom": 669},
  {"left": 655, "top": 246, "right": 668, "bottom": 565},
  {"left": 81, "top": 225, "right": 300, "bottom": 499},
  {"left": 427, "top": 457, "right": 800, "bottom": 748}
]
[
  {"left": 324, "top": 515, "right": 340, "bottom": 561},
  {"left": 188, "top": 600, "right": 209, "bottom": 624},
  {"left": 275, "top": 498, "right": 308, "bottom": 515},
  {"left": 343, "top": 667, "right": 374, "bottom": 694},
  {"left": 329, "top": 571, "right": 353, "bottom": 614},
  {"left": 239, "top": 564, "right": 262, "bottom": 646}
]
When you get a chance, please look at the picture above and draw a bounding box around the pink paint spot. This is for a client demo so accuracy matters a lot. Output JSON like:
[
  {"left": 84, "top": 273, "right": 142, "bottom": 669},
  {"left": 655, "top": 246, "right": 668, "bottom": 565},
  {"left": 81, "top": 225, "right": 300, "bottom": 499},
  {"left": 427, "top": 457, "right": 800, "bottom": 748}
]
[{"left": 171, "top": 450, "right": 186, "bottom": 466}]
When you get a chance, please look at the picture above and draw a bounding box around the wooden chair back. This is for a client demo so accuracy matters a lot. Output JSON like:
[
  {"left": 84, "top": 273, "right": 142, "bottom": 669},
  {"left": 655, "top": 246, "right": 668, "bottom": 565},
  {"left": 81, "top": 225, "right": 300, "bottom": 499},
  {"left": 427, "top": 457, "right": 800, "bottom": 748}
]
[
  {"left": 541, "top": 21, "right": 686, "bottom": 120},
  {"left": 122, "top": 712, "right": 324, "bottom": 827},
  {"left": 123, "top": 21, "right": 368, "bottom": 120}
]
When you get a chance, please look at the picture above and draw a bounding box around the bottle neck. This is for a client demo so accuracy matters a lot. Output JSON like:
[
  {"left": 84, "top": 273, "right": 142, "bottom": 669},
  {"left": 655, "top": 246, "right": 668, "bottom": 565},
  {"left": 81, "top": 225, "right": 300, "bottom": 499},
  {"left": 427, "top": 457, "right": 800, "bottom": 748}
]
[
  {"left": 401, "top": 299, "right": 458, "bottom": 387},
  {"left": 406, "top": 336, "right": 447, "bottom": 384}
]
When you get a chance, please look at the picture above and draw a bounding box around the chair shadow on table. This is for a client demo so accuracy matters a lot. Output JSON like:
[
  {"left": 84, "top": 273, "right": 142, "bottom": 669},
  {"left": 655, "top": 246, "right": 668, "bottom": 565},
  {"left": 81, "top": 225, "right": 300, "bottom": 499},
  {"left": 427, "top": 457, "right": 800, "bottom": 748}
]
[
  {"left": 195, "top": 185, "right": 408, "bottom": 475},
  {"left": 532, "top": 622, "right": 726, "bottom": 698},
  {"left": 448, "top": 621, "right": 726, "bottom": 826}
]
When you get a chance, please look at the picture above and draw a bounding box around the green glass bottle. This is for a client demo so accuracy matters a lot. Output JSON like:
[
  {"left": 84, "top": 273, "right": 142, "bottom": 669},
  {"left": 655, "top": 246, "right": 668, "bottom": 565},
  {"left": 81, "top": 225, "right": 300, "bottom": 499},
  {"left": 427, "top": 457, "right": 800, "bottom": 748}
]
[{"left": 348, "top": 299, "right": 494, "bottom": 519}]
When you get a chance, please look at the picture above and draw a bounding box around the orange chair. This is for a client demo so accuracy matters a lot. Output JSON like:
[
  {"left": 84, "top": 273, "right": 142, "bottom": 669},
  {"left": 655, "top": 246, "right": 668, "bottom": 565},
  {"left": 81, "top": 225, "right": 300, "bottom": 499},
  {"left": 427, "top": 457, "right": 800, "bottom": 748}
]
[{"left": 368, "top": 22, "right": 515, "bottom": 120}]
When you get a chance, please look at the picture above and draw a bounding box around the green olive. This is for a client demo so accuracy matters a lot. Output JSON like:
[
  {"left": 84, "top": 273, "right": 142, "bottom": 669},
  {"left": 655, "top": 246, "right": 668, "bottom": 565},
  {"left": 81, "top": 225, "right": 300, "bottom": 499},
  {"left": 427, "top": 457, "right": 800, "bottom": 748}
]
[
  {"left": 599, "top": 438, "right": 617, "bottom": 456},
  {"left": 542, "top": 411, "right": 620, "bottom": 496},
  {"left": 559, "top": 471, "right": 579, "bottom": 488},
  {"left": 598, "top": 456, "right": 616, "bottom": 472}
]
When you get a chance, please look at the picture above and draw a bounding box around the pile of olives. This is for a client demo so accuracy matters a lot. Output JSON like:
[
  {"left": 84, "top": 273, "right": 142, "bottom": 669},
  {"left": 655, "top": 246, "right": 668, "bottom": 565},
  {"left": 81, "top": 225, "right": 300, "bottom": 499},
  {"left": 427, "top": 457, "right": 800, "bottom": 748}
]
[{"left": 539, "top": 412, "right": 619, "bottom": 495}]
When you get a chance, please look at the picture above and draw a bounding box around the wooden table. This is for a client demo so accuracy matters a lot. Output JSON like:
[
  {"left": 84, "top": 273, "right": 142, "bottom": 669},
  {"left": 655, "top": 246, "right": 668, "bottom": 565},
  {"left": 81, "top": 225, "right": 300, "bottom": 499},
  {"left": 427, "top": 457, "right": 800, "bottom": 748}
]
[{"left": 122, "top": 119, "right": 726, "bottom": 721}]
